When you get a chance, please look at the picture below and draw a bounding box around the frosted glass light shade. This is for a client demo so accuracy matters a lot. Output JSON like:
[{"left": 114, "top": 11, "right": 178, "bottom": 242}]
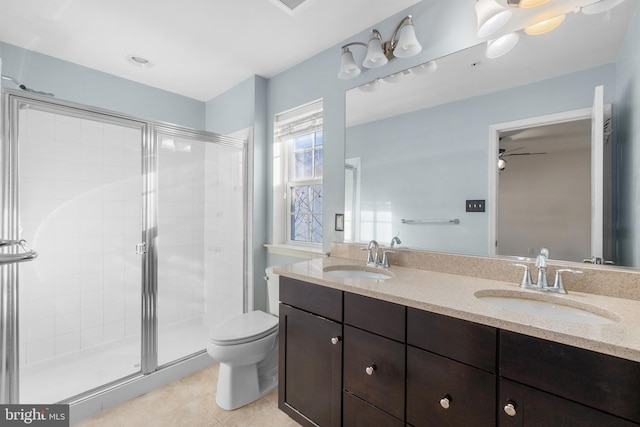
[
  {"left": 476, "top": 0, "right": 512, "bottom": 38},
  {"left": 524, "top": 14, "right": 565, "bottom": 35},
  {"left": 517, "top": 0, "right": 551, "bottom": 8},
  {"left": 358, "top": 79, "right": 380, "bottom": 92},
  {"left": 338, "top": 49, "right": 361, "bottom": 79},
  {"left": 363, "top": 35, "right": 388, "bottom": 68},
  {"left": 393, "top": 24, "right": 422, "bottom": 58},
  {"left": 411, "top": 60, "right": 438, "bottom": 75},
  {"left": 582, "top": 0, "right": 625, "bottom": 15},
  {"left": 486, "top": 32, "right": 519, "bottom": 58}
]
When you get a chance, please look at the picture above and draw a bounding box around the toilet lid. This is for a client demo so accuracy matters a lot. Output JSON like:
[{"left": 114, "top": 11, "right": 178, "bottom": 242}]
[{"left": 209, "top": 310, "right": 279, "bottom": 345}]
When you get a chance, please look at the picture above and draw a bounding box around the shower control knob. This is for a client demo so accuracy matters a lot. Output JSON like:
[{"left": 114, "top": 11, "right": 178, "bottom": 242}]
[
  {"left": 504, "top": 402, "right": 517, "bottom": 417},
  {"left": 331, "top": 336, "right": 341, "bottom": 345},
  {"left": 365, "top": 364, "right": 376, "bottom": 375}
]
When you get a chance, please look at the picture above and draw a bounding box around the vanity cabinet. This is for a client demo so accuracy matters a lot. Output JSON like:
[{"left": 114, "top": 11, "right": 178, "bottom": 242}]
[
  {"left": 499, "top": 330, "right": 640, "bottom": 426},
  {"left": 406, "top": 308, "right": 497, "bottom": 427},
  {"left": 278, "top": 277, "right": 343, "bottom": 427},
  {"left": 278, "top": 276, "right": 640, "bottom": 427}
]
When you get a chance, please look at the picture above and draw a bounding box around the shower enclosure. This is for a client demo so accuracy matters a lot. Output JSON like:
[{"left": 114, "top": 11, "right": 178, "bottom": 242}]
[{"left": 0, "top": 90, "right": 248, "bottom": 405}]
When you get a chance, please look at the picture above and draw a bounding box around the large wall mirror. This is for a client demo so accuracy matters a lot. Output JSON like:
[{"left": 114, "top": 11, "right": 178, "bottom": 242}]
[{"left": 344, "top": 1, "right": 639, "bottom": 267}]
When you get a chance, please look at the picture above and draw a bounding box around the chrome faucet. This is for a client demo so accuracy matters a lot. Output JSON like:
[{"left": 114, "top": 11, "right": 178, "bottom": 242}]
[
  {"left": 364, "top": 240, "right": 381, "bottom": 266},
  {"left": 390, "top": 236, "right": 401, "bottom": 248},
  {"left": 511, "top": 248, "right": 582, "bottom": 294}
]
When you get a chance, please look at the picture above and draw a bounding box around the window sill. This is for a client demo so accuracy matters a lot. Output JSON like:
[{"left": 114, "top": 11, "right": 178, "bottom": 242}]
[{"left": 264, "top": 243, "right": 329, "bottom": 260}]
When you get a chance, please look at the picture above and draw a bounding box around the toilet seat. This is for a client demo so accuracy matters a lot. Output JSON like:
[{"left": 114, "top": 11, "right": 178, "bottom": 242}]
[{"left": 209, "top": 310, "right": 278, "bottom": 346}]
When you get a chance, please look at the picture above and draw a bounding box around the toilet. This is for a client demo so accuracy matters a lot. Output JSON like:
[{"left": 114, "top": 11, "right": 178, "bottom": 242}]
[{"left": 207, "top": 267, "right": 280, "bottom": 410}]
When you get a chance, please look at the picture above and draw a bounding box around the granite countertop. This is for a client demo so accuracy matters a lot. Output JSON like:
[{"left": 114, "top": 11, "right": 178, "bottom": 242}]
[{"left": 274, "top": 257, "right": 640, "bottom": 363}]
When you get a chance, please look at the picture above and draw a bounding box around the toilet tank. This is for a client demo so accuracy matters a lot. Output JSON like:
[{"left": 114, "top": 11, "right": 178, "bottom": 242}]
[{"left": 265, "top": 266, "right": 280, "bottom": 316}]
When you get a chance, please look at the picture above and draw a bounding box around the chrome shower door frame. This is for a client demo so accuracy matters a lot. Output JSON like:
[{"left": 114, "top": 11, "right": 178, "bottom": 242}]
[{"left": 0, "top": 89, "right": 249, "bottom": 404}]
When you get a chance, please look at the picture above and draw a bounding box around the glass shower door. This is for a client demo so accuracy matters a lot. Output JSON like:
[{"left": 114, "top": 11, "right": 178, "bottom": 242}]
[
  {"left": 14, "top": 101, "right": 145, "bottom": 403},
  {"left": 156, "top": 129, "right": 246, "bottom": 366}
]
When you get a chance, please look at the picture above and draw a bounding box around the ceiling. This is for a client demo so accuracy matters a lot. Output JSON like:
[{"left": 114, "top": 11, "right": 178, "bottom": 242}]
[
  {"left": 0, "top": 0, "right": 421, "bottom": 101},
  {"left": 346, "top": 0, "right": 638, "bottom": 128}
]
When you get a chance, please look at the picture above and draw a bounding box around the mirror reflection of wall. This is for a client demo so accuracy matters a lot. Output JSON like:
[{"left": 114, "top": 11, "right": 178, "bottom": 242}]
[
  {"left": 496, "top": 120, "right": 592, "bottom": 262},
  {"left": 344, "top": 1, "right": 639, "bottom": 266}
]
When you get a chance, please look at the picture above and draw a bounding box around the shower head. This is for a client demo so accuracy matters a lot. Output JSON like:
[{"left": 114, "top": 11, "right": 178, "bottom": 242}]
[{"left": 1, "top": 74, "right": 55, "bottom": 97}]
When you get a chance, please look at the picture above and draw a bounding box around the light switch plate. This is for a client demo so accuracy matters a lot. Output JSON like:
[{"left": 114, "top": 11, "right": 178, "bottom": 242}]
[{"left": 466, "top": 200, "right": 485, "bottom": 212}]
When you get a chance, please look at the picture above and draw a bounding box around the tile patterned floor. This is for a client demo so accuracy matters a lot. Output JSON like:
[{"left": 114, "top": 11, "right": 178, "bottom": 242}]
[{"left": 73, "top": 364, "right": 299, "bottom": 427}]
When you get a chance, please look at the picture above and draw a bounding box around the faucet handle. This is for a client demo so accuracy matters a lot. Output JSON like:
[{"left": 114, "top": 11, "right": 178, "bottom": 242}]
[
  {"left": 382, "top": 250, "right": 396, "bottom": 268},
  {"left": 550, "top": 269, "right": 583, "bottom": 294},
  {"left": 361, "top": 246, "right": 375, "bottom": 264},
  {"left": 510, "top": 263, "right": 537, "bottom": 289}
]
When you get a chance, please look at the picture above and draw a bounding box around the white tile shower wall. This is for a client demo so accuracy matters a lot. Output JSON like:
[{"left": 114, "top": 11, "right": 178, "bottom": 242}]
[
  {"left": 203, "top": 143, "right": 245, "bottom": 328},
  {"left": 18, "top": 108, "right": 142, "bottom": 366},
  {"left": 157, "top": 136, "right": 206, "bottom": 330}
]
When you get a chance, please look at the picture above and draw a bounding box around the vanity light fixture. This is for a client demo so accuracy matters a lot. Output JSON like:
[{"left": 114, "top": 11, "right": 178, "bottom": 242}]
[
  {"left": 581, "top": 0, "right": 625, "bottom": 15},
  {"left": 476, "top": 0, "right": 512, "bottom": 38},
  {"left": 358, "top": 78, "right": 381, "bottom": 92},
  {"left": 337, "top": 15, "right": 422, "bottom": 79},
  {"left": 506, "top": 0, "right": 551, "bottom": 8},
  {"left": 410, "top": 60, "right": 438, "bottom": 75},
  {"left": 486, "top": 32, "right": 520, "bottom": 58},
  {"left": 524, "top": 14, "right": 566, "bottom": 35}
]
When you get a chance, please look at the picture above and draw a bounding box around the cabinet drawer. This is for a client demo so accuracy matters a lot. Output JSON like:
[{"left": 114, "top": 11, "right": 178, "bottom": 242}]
[
  {"left": 407, "top": 308, "right": 497, "bottom": 373},
  {"left": 279, "top": 276, "right": 342, "bottom": 322},
  {"left": 344, "top": 292, "right": 405, "bottom": 342},
  {"left": 344, "top": 325, "right": 405, "bottom": 420},
  {"left": 343, "top": 391, "right": 404, "bottom": 427},
  {"left": 499, "top": 378, "right": 638, "bottom": 427},
  {"left": 500, "top": 330, "right": 640, "bottom": 424},
  {"left": 407, "top": 346, "right": 496, "bottom": 427}
]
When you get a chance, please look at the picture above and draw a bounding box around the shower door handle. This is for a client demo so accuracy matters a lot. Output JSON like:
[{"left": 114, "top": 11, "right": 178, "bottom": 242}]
[{"left": 136, "top": 243, "right": 146, "bottom": 255}]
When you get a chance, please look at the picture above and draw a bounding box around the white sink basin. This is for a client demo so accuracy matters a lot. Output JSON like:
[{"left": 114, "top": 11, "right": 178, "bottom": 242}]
[
  {"left": 475, "top": 290, "right": 619, "bottom": 325},
  {"left": 323, "top": 265, "right": 393, "bottom": 280}
]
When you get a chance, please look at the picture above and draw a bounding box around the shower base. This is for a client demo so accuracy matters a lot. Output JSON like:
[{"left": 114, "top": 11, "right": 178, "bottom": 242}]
[{"left": 20, "top": 318, "right": 209, "bottom": 404}]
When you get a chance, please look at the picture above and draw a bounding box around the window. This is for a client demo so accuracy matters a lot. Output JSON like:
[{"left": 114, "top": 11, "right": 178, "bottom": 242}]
[
  {"left": 274, "top": 99, "right": 323, "bottom": 245},
  {"left": 288, "top": 130, "right": 323, "bottom": 243}
]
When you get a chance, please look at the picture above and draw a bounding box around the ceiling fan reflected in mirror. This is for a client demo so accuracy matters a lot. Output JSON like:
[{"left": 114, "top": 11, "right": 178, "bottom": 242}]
[{"left": 498, "top": 147, "right": 547, "bottom": 170}]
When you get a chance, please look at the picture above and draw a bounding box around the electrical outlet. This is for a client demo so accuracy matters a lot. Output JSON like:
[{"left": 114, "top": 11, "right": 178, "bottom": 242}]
[{"left": 466, "top": 199, "right": 485, "bottom": 212}]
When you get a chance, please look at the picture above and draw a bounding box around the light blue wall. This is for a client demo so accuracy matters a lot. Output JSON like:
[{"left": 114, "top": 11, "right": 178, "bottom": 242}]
[
  {"left": 346, "top": 64, "right": 617, "bottom": 255},
  {"left": 615, "top": 6, "right": 640, "bottom": 267},
  {"left": 0, "top": 42, "right": 205, "bottom": 129},
  {"left": 205, "top": 76, "right": 257, "bottom": 134}
]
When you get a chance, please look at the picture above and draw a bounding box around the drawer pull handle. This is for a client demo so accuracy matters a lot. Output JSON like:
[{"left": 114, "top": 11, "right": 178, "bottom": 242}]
[
  {"left": 365, "top": 364, "right": 376, "bottom": 375},
  {"left": 440, "top": 396, "right": 452, "bottom": 409},
  {"left": 504, "top": 402, "right": 517, "bottom": 417},
  {"left": 330, "top": 336, "right": 341, "bottom": 345}
]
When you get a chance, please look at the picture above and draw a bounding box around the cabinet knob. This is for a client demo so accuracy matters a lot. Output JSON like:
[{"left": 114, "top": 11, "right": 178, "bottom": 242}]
[
  {"left": 330, "top": 336, "right": 341, "bottom": 345},
  {"left": 504, "top": 402, "right": 517, "bottom": 417},
  {"left": 365, "top": 364, "right": 376, "bottom": 375},
  {"left": 439, "top": 396, "right": 452, "bottom": 409}
]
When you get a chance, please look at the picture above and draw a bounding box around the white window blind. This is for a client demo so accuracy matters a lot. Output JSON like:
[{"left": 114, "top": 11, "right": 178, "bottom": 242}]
[{"left": 274, "top": 99, "right": 323, "bottom": 142}]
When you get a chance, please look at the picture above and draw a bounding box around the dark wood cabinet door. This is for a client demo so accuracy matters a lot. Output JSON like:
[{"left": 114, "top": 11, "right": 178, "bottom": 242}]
[
  {"left": 343, "top": 325, "right": 405, "bottom": 420},
  {"left": 407, "top": 346, "right": 496, "bottom": 427},
  {"left": 279, "top": 304, "right": 342, "bottom": 427},
  {"left": 499, "top": 378, "right": 639, "bottom": 427}
]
